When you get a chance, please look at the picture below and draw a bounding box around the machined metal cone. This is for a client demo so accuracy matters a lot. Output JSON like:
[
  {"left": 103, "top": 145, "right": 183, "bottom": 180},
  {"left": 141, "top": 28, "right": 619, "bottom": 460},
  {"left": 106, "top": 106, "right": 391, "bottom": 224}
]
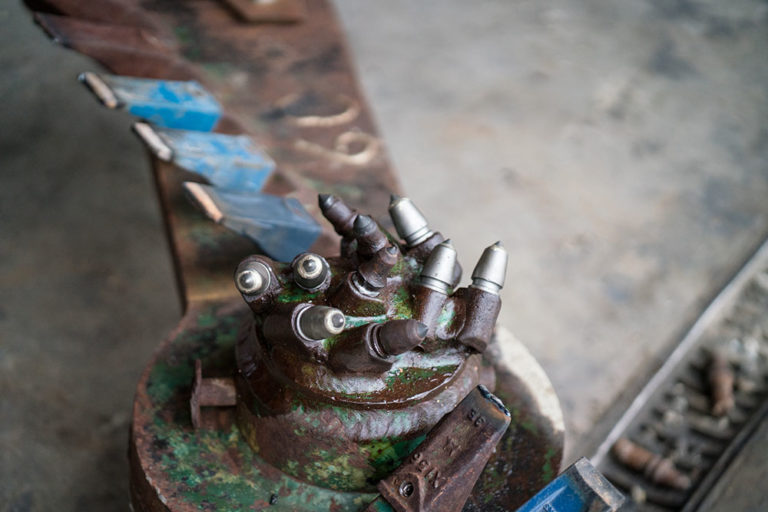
[
  {"left": 420, "top": 239, "right": 457, "bottom": 294},
  {"left": 388, "top": 195, "right": 433, "bottom": 246},
  {"left": 470, "top": 241, "right": 508, "bottom": 294}
]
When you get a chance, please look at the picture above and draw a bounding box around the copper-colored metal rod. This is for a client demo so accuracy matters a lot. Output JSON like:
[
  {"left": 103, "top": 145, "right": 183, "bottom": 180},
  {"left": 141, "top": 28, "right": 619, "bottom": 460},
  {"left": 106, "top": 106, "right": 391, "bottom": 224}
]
[
  {"left": 708, "top": 350, "right": 734, "bottom": 416},
  {"left": 612, "top": 438, "right": 691, "bottom": 491}
]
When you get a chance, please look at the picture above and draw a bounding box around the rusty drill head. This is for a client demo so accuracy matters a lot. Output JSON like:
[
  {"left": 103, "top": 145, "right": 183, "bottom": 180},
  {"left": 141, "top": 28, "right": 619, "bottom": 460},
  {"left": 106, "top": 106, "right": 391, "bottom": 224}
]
[{"left": 231, "top": 193, "right": 510, "bottom": 493}]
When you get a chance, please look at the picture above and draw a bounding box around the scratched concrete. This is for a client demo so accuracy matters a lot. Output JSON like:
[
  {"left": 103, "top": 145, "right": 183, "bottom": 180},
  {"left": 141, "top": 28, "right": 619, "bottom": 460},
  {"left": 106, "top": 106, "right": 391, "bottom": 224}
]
[{"left": 1, "top": 0, "right": 768, "bottom": 510}]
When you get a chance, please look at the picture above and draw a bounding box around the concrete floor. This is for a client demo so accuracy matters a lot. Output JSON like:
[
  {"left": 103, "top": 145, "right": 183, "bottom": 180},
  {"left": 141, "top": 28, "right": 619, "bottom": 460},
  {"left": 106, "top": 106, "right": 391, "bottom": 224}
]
[{"left": 2, "top": 0, "right": 767, "bottom": 510}]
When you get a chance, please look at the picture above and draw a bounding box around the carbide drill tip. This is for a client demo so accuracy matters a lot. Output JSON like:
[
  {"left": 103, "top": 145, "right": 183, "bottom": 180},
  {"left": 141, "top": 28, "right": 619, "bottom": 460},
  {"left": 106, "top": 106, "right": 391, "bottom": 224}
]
[
  {"left": 298, "top": 306, "right": 346, "bottom": 340},
  {"left": 387, "top": 195, "right": 433, "bottom": 247},
  {"left": 470, "top": 241, "right": 508, "bottom": 294},
  {"left": 353, "top": 214, "right": 375, "bottom": 235},
  {"left": 419, "top": 239, "right": 457, "bottom": 294},
  {"left": 234, "top": 261, "right": 271, "bottom": 296},
  {"left": 292, "top": 252, "right": 330, "bottom": 291},
  {"left": 318, "top": 193, "right": 334, "bottom": 210}
]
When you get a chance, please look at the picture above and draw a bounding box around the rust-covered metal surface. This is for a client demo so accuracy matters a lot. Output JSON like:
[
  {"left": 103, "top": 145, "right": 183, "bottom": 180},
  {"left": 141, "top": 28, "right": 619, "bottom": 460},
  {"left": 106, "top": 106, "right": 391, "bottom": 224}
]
[
  {"left": 21, "top": 1, "right": 566, "bottom": 510},
  {"left": 26, "top": 0, "right": 402, "bottom": 308},
  {"left": 129, "top": 305, "right": 563, "bottom": 511}
]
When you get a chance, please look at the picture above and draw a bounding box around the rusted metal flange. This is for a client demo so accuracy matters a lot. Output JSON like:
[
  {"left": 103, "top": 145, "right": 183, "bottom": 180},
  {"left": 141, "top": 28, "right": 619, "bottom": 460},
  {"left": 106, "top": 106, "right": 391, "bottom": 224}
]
[{"left": 129, "top": 305, "right": 562, "bottom": 511}]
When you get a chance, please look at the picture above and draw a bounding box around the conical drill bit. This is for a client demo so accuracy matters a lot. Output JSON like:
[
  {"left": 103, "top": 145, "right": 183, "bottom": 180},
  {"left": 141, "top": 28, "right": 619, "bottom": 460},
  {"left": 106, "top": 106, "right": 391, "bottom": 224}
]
[
  {"left": 420, "top": 240, "right": 457, "bottom": 294},
  {"left": 470, "top": 241, "right": 508, "bottom": 294},
  {"left": 388, "top": 194, "right": 434, "bottom": 247},
  {"left": 318, "top": 194, "right": 357, "bottom": 237},
  {"left": 329, "top": 320, "right": 428, "bottom": 374}
]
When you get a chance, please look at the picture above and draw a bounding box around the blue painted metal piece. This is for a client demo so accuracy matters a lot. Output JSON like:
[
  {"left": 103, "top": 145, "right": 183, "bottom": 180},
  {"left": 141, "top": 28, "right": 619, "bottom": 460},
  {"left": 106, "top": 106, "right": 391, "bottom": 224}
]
[
  {"left": 183, "top": 182, "right": 321, "bottom": 261},
  {"left": 135, "top": 124, "right": 274, "bottom": 192},
  {"left": 516, "top": 458, "right": 625, "bottom": 512},
  {"left": 79, "top": 72, "right": 221, "bottom": 131}
]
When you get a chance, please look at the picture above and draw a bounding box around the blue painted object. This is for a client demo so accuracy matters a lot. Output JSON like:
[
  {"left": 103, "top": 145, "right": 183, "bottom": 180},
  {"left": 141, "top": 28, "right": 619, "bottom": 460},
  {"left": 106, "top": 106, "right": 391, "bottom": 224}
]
[
  {"left": 516, "top": 458, "right": 625, "bottom": 512},
  {"left": 183, "top": 182, "right": 321, "bottom": 261},
  {"left": 135, "top": 124, "right": 274, "bottom": 192},
  {"left": 79, "top": 72, "right": 221, "bottom": 131}
]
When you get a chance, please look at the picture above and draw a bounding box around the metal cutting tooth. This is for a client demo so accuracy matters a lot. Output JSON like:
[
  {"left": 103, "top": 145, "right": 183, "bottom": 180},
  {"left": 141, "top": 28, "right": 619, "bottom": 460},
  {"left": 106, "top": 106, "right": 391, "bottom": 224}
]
[{"left": 419, "top": 239, "right": 457, "bottom": 294}]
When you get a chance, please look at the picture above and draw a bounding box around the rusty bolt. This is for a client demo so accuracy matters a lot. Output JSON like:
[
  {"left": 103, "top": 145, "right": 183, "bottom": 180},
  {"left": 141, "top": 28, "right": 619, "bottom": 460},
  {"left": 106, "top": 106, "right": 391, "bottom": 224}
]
[
  {"left": 190, "top": 360, "right": 237, "bottom": 430},
  {"left": 708, "top": 350, "right": 735, "bottom": 417},
  {"left": 612, "top": 438, "right": 691, "bottom": 491}
]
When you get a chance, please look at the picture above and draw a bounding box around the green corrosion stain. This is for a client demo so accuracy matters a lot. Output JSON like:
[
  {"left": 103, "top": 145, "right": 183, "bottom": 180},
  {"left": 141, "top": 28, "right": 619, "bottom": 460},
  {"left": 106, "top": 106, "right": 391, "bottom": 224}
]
[
  {"left": 366, "top": 498, "right": 395, "bottom": 512},
  {"left": 365, "top": 434, "right": 426, "bottom": 481},
  {"left": 187, "top": 226, "right": 224, "bottom": 251},
  {"left": 303, "top": 451, "right": 366, "bottom": 491},
  {"left": 276, "top": 286, "right": 320, "bottom": 304},
  {"left": 436, "top": 301, "right": 456, "bottom": 329},
  {"left": 343, "top": 314, "right": 388, "bottom": 329},
  {"left": 541, "top": 446, "right": 558, "bottom": 483},
  {"left": 385, "top": 365, "right": 455, "bottom": 387},
  {"left": 390, "top": 286, "right": 413, "bottom": 319},
  {"left": 142, "top": 306, "right": 378, "bottom": 510},
  {"left": 196, "top": 311, "right": 218, "bottom": 328},
  {"left": 507, "top": 405, "right": 538, "bottom": 435},
  {"left": 173, "top": 25, "right": 193, "bottom": 46}
]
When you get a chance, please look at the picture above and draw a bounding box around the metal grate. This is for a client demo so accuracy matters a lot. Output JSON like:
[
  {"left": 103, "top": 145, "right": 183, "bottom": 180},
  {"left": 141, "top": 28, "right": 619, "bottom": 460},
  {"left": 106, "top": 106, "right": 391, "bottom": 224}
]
[{"left": 592, "top": 240, "right": 768, "bottom": 511}]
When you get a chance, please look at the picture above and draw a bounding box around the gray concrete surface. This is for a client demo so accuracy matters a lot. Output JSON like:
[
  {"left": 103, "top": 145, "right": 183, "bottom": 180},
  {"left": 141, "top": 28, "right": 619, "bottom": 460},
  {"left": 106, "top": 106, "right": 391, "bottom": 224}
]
[{"left": 1, "top": 0, "right": 767, "bottom": 510}]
